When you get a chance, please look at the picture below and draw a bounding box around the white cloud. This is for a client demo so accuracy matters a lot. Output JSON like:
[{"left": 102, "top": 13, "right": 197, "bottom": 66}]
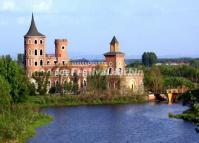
[
  {"left": 31, "top": 0, "right": 53, "bottom": 13},
  {"left": 0, "top": 0, "right": 16, "bottom": 12},
  {"left": 0, "top": 0, "right": 54, "bottom": 13}
]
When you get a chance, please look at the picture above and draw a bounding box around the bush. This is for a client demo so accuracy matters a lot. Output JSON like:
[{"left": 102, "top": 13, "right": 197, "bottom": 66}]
[{"left": 0, "top": 75, "right": 11, "bottom": 105}]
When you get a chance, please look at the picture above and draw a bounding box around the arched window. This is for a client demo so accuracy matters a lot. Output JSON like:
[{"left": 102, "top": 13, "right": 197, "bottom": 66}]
[
  {"left": 40, "top": 40, "right": 43, "bottom": 44},
  {"left": 35, "top": 49, "right": 37, "bottom": 55},
  {"left": 40, "top": 60, "right": 43, "bottom": 66},
  {"left": 28, "top": 39, "right": 31, "bottom": 44},
  {"left": 62, "top": 46, "right": 65, "bottom": 50},
  {"left": 109, "top": 68, "right": 112, "bottom": 75},
  {"left": 35, "top": 62, "right": 37, "bottom": 66},
  {"left": 83, "top": 80, "right": 87, "bottom": 87},
  {"left": 56, "top": 80, "right": 59, "bottom": 86},
  {"left": 29, "top": 59, "right": 31, "bottom": 66},
  {"left": 119, "top": 68, "right": 122, "bottom": 74},
  {"left": 29, "top": 49, "right": 31, "bottom": 55},
  {"left": 34, "top": 40, "right": 37, "bottom": 44},
  {"left": 40, "top": 49, "right": 43, "bottom": 55},
  {"left": 47, "top": 61, "right": 50, "bottom": 65},
  {"left": 48, "top": 80, "right": 51, "bottom": 87}
]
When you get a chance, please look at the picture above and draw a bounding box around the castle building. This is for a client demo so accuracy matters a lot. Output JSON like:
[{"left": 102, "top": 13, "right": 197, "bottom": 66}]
[{"left": 24, "top": 14, "right": 144, "bottom": 92}]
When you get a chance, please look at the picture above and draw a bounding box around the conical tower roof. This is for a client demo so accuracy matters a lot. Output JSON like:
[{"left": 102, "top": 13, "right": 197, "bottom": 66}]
[
  {"left": 110, "top": 36, "right": 119, "bottom": 45},
  {"left": 24, "top": 13, "right": 45, "bottom": 37}
]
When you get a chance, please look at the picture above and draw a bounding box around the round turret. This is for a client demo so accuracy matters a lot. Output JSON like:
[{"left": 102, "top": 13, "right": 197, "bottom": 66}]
[{"left": 55, "top": 39, "right": 69, "bottom": 65}]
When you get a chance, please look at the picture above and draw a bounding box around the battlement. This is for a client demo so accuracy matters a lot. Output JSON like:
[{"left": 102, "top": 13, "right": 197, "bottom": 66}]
[
  {"left": 55, "top": 39, "right": 68, "bottom": 43},
  {"left": 70, "top": 61, "right": 107, "bottom": 65}
]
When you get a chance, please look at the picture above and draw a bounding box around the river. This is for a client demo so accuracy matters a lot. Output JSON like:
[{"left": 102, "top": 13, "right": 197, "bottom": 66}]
[{"left": 28, "top": 103, "right": 199, "bottom": 143}]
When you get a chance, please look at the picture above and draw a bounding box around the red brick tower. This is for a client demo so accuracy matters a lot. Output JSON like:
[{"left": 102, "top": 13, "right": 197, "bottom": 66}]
[
  {"left": 104, "top": 36, "right": 125, "bottom": 75},
  {"left": 24, "top": 13, "right": 46, "bottom": 77},
  {"left": 55, "top": 39, "right": 69, "bottom": 65}
]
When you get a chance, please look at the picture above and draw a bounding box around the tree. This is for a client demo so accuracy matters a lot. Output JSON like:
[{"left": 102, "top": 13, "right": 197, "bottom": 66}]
[
  {"left": 17, "top": 53, "right": 24, "bottom": 66},
  {"left": 87, "top": 70, "right": 108, "bottom": 96},
  {"left": 144, "top": 66, "right": 163, "bottom": 94},
  {"left": 72, "top": 72, "right": 79, "bottom": 94},
  {"left": 142, "top": 52, "right": 157, "bottom": 67},
  {"left": 0, "top": 75, "right": 11, "bottom": 105},
  {"left": 32, "top": 72, "right": 50, "bottom": 95},
  {"left": 0, "top": 56, "right": 29, "bottom": 103},
  {"left": 64, "top": 81, "right": 73, "bottom": 94},
  {"left": 164, "top": 77, "right": 194, "bottom": 89}
]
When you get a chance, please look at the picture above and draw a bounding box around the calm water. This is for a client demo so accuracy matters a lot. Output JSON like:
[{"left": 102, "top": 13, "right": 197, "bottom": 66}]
[{"left": 28, "top": 103, "right": 199, "bottom": 143}]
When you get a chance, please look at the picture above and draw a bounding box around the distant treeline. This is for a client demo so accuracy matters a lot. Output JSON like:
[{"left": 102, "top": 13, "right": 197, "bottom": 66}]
[{"left": 127, "top": 58, "right": 199, "bottom": 65}]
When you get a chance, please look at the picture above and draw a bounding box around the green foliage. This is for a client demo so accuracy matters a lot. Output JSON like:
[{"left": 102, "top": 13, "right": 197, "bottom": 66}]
[
  {"left": 172, "top": 89, "right": 199, "bottom": 133},
  {"left": 87, "top": 70, "right": 108, "bottom": 95},
  {"left": 128, "top": 61, "right": 143, "bottom": 69},
  {"left": 27, "top": 94, "right": 147, "bottom": 107},
  {"left": 0, "top": 56, "right": 30, "bottom": 103},
  {"left": 0, "top": 105, "right": 52, "bottom": 143},
  {"left": 32, "top": 72, "right": 50, "bottom": 95},
  {"left": 72, "top": 72, "right": 79, "bottom": 94},
  {"left": 179, "top": 89, "right": 199, "bottom": 105},
  {"left": 64, "top": 81, "right": 73, "bottom": 93},
  {"left": 144, "top": 66, "right": 163, "bottom": 93},
  {"left": 164, "top": 77, "right": 194, "bottom": 89},
  {"left": 159, "top": 64, "right": 199, "bottom": 83},
  {"left": 142, "top": 52, "right": 157, "bottom": 67},
  {"left": 17, "top": 53, "right": 24, "bottom": 66},
  {"left": 0, "top": 75, "right": 11, "bottom": 105}
]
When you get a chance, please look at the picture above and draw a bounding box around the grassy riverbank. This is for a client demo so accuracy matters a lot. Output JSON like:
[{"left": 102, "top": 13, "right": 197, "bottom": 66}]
[
  {"left": 27, "top": 94, "right": 147, "bottom": 107},
  {"left": 0, "top": 105, "right": 52, "bottom": 143},
  {"left": 169, "top": 89, "right": 199, "bottom": 132},
  {"left": 169, "top": 105, "right": 199, "bottom": 132}
]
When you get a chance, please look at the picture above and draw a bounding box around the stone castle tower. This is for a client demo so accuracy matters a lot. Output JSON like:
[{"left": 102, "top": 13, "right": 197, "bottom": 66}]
[
  {"left": 104, "top": 36, "right": 125, "bottom": 74},
  {"left": 24, "top": 14, "right": 46, "bottom": 77},
  {"left": 55, "top": 39, "right": 69, "bottom": 65}
]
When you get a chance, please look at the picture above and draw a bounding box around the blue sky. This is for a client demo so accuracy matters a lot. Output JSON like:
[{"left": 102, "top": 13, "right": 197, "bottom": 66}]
[{"left": 0, "top": 0, "right": 199, "bottom": 59}]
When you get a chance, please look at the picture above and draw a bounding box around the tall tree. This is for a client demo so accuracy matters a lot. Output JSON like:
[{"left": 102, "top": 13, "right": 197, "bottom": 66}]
[
  {"left": 0, "top": 56, "right": 29, "bottom": 102},
  {"left": 142, "top": 52, "right": 157, "bottom": 67},
  {"left": 144, "top": 66, "right": 163, "bottom": 94},
  {"left": 32, "top": 72, "right": 50, "bottom": 95},
  {"left": 17, "top": 53, "right": 24, "bottom": 66},
  {"left": 0, "top": 75, "right": 11, "bottom": 105}
]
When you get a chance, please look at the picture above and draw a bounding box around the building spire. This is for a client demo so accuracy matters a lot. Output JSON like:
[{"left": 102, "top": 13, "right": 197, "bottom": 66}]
[
  {"left": 24, "top": 13, "right": 45, "bottom": 37},
  {"left": 110, "top": 36, "right": 119, "bottom": 45}
]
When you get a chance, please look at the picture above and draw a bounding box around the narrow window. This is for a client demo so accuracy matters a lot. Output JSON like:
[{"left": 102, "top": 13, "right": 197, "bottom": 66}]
[
  {"left": 35, "top": 62, "right": 37, "bottom": 66},
  {"left": 64, "top": 70, "right": 67, "bottom": 76},
  {"left": 109, "top": 68, "right": 112, "bottom": 75},
  {"left": 62, "top": 61, "right": 65, "bottom": 65},
  {"left": 119, "top": 68, "right": 122, "bottom": 74},
  {"left": 40, "top": 60, "right": 43, "bottom": 66},
  {"left": 40, "top": 49, "right": 43, "bottom": 55},
  {"left": 29, "top": 49, "right": 31, "bottom": 55},
  {"left": 34, "top": 40, "right": 37, "bottom": 44},
  {"left": 47, "top": 61, "right": 50, "bottom": 65},
  {"left": 62, "top": 46, "right": 65, "bottom": 50},
  {"left": 29, "top": 59, "right": 31, "bottom": 66},
  {"left": 35, "top": 49, "right": 37, "bottom": 55},
  {"left": 47, "top": 70, "right": 51, "bottom": 75},
  {"left": 40, "top": 40, "right": 43, "bottom": 44}
]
